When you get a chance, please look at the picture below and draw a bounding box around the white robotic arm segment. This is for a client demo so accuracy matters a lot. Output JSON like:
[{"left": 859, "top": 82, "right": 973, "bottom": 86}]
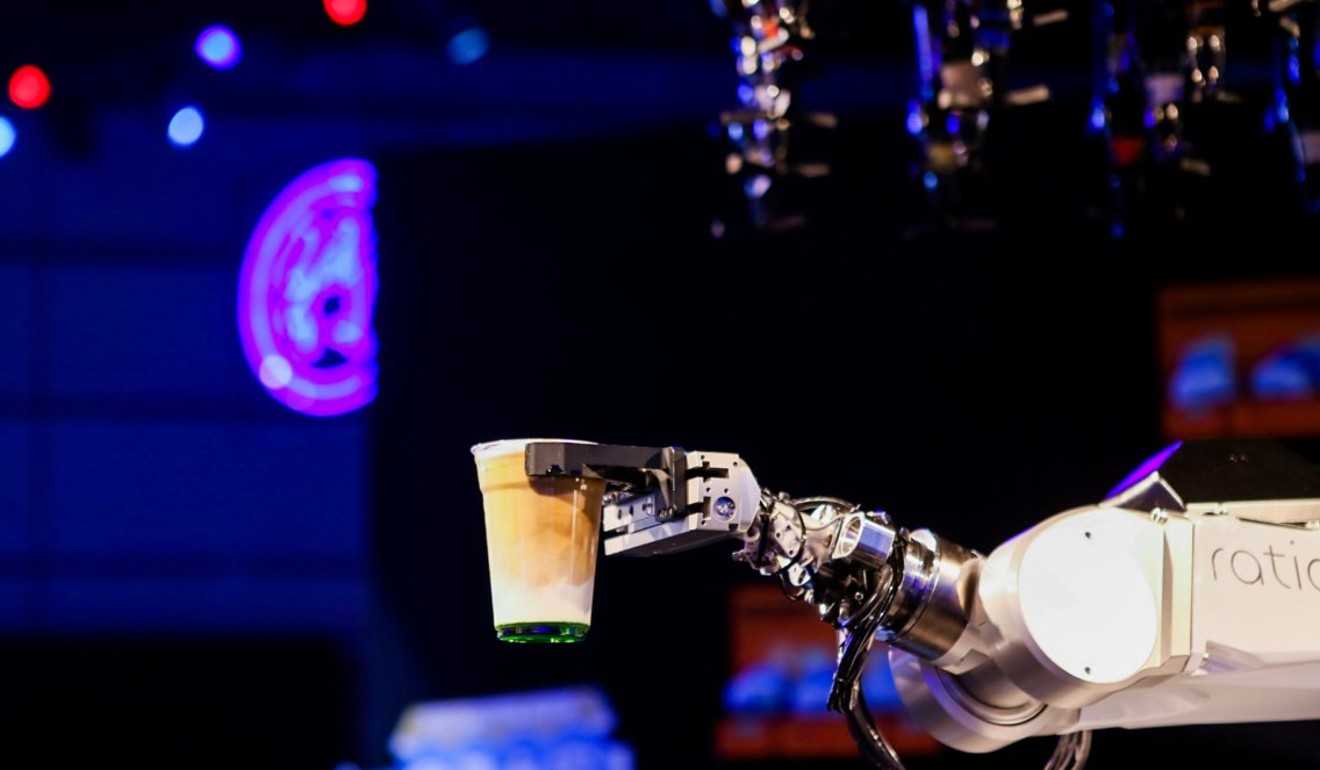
[
  {"left": 977, "top": 505, "right": 1186, "bottom": 702},
  {"left": 890, "top": 441, "right": 1320, "bottom": 756},
  {"left": 889, "top": 503, "right": 1197, "bottom": 753},
  {"left": 1074, "top": 504, "right": 1320, "bottom": 732}
]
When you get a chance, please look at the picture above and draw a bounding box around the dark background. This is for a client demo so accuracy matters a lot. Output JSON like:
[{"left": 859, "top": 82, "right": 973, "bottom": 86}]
[
  {"left": 1, "top": 1, "right": 1318, "bottom": 769},
  {"left": 368, "top": 123, "right": 1320, "bottom": 770}
]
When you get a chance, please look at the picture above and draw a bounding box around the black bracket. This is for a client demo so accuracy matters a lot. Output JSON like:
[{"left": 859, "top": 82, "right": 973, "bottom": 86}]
[{"left": 523, "top": 442, "right": 690, "bottom": 518}]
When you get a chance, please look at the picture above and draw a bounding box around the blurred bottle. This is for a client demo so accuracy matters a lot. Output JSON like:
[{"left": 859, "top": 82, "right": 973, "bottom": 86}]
[
  {"left": 711, "top": 0, "right": 837, "bottom": 234},
  {"left": 1154, "top": 0, "right": 1308, "bottom": 229},
  {"left": 905, "top": 0, "right": 1126, "bottom": 236},
  {"left": 1280, "top": 0, "right": 1320, "bottom": 214}
]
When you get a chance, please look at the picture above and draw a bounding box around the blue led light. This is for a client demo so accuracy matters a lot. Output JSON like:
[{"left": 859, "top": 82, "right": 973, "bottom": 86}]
[
  {"left": 195, "top": 25, "right": 242, "bottom": 70},
  {"left": 168, "top": 106, "right": 205, "bottom": 147},
  {"left": 447, "top": 27, "right": 490, "bottom": 65},
  {"left": 912, "top": 4, "right": 933, "bottom": 92},
  {"left": 1263, "top": 92, "right": 1289, "bottom": 133},
  {"left": 905, "top": 102, "right": 924, "bottom": 136},
  {"left": 744, "top": 174, "right": 771, "bottom": 199},
  {"left": 0, "top": 117, "right": 14, "bottom": 158},
  {"left": 1089, "top": 100, "right": 1107, "bottom": 132}
]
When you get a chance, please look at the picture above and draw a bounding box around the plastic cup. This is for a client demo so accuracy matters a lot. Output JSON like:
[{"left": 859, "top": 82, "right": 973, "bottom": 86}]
[{"left": 471, "top": 438, "right": 606, "bottom": 643}]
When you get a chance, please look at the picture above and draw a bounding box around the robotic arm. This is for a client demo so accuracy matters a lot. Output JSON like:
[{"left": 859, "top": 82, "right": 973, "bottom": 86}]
[{"left": 517, "top": 438, "right": 1320, "bottom": 770}]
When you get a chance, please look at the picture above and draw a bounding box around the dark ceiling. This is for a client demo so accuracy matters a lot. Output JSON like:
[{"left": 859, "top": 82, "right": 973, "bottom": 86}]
[{"left": 10, "top": 0, "right": 1320, "bottom": 255}]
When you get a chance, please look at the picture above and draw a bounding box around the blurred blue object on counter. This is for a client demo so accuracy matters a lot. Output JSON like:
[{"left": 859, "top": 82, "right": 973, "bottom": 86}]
[{"left": 385, "top": 686, "right": 634, "bottom": 770}]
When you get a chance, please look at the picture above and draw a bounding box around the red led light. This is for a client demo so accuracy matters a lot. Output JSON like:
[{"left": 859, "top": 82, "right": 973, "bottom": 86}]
[
  {"left": 324, "top": 0, "right": 367, "bottom": 26},
  {"left": 9, "top": 65, "right": 51, "bottom": 110}
]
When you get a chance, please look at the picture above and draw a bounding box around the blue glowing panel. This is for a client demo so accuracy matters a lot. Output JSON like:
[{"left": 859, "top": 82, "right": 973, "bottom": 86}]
[
  {"left": 1106, "top": 440, "right": 1183, "bottom": 499},
  {"left": 42, "top": 575, "right": 367, "bottom": 636},
  {"left": 46, "top": 421, "right": 367, "bottom": 561},
  {"left": 0, "top": 580, "right": 29, "bottom": 631},
  {"left": 47, "top": 266, "right": 251, "bottom": 400},
  {"left": 195, "top": 25, "right": 242, "bottom": 70},
  {"left": 0, "top": 420, "right": 32, "bottom": 559},
  {"left": 168, "top": 106, "right": 205, "bottom": 147},
  {"left": 238, "top": 159, "right": 379, "bottom": 417},
  {"left": 0, "top": 265, "right": 32, "bottom": 395}
]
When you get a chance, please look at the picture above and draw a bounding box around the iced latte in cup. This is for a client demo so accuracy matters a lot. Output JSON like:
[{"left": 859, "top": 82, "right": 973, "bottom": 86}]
[{"left": 472, "top": 438, "right": 606, "bottom": 643}]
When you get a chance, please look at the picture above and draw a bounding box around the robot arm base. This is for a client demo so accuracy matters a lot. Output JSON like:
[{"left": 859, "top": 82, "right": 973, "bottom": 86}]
[{"left": 889, "top": 648, "right": 1081, "bottom": 754}]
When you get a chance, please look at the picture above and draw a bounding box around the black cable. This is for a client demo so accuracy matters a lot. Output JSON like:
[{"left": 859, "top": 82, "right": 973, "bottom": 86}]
[{"left": 826, "top": 556, "right": 907, "bottom": 770}]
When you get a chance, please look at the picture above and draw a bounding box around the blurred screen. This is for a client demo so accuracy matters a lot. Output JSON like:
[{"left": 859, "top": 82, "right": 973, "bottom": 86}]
[
  {"left": 1160, "top": 277, "right": 1320, "bottom": 440},
  {"left": 715, "top": 583, "right": 941, "bottom": 761}
]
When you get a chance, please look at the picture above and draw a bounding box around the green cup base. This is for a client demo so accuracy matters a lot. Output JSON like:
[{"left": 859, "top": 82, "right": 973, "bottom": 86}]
[{"left": 496, "top": 622, "right": 589, "bottom": 643}]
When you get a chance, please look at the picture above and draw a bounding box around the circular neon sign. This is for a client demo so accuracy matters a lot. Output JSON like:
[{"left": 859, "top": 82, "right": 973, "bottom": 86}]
[{"left": 238, "top": 158, "right": 379, "bottom": 416}]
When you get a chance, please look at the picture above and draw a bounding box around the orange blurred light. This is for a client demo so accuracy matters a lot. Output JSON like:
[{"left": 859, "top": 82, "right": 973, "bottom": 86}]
[
  {"left": 9, "top": 65, "right": 51, "bottom": 110},
  {"left": 324, "top": 0, "right": 367, "bottom": 26}
]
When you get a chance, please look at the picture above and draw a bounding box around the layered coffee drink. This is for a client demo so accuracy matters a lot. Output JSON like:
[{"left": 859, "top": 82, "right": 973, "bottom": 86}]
[{"left": 472, "top": 438, "right": 606, "bottom": 642}]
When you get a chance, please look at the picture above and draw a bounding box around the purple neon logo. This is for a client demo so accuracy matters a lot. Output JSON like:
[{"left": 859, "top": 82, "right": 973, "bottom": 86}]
[{"left": 238, "top": 158, "right": 379, "bottom": 416}]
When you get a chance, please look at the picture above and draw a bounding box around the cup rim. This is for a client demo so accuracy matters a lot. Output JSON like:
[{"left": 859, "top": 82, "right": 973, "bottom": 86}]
[{"left": 470, "top": 437, "right": 598, "bottom": 457}]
